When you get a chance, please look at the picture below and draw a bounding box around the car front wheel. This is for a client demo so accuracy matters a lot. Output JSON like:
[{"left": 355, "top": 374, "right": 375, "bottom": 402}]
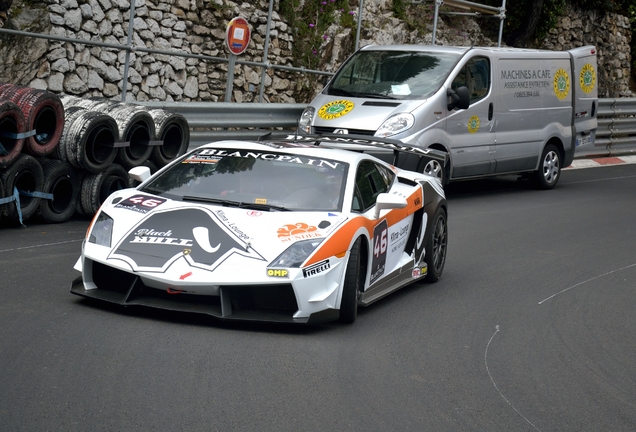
[
  {"left": 339, "top": 238, "right": 364, "bottom": 324},
  {"left": 425, "top": 207, "right": 447, "bottom": 283}
]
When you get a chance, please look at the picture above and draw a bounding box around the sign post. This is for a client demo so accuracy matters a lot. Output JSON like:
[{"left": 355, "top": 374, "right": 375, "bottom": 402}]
[{"left": 225, "top": 17, "right": 251, "bottom": 102}]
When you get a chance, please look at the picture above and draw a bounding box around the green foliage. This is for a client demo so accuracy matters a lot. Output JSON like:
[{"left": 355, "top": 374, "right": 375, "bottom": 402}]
[{"left": 280, "top": 0, "right": 354, "bottom": 70}]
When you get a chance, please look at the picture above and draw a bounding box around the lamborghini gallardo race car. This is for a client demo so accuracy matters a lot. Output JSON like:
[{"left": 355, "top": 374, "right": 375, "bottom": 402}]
[{"left": 71, "top": 134, "right": 448, "bottom": 324}]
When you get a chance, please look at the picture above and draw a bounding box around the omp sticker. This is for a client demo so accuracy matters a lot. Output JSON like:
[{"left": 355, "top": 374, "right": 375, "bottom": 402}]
[
  {"left": 277, "top": 222, "right": 321, "bottom": 242},
  {"left": 580, "top": 64, "right": 596, "bottom": 93},
  {"left": 115, "top": 195, "right": 167, "bottom": 214},
  {"left": 553, "top": 68, "right": 570, "bottom": 100},
  {"left": 317, "top": 100, "right": 355, "bottom": 120},
  {"left": 467, "top": 115, "right": 480, "bottom": 134},
  {"left": 267, "top": 269, "right": 289, "bottom": 278}
]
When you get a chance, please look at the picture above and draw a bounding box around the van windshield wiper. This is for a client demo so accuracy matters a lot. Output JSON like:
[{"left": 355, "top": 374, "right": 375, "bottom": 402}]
[
  {"left": 353, "top": 92, "right": 397, "bottom": 100},
  {"left": 182, "top": 195, "right": 290, "bottom": 211}
]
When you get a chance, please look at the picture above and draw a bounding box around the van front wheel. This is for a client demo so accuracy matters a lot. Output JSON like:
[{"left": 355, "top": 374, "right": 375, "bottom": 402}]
[
  {"left": 534, "top": 144, "right": 561, "bottom": 189},
  {"left": 423, "top": 159, "right": 445, "bottom": 186}
]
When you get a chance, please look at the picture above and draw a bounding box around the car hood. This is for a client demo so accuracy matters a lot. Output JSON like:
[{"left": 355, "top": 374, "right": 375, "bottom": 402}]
[
  {"left": 310, "top": 94, "right": 426, "bottom": 131},
  {"left": 89, "top": 190, "right": 348, "bottom": 282}
]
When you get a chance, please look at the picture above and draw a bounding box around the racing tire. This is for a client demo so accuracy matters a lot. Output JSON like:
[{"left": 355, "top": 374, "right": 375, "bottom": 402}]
[
  {"left": 534, "top": 144, "right": 561, "bottom": 190},
  {"left": 65, "top": 110, "right": 119, "bottom": 173},
  {"left": 148, "top": 109, "right": 190, "bottom": 167},
  {"left": 107, "top": 105, "right": 155, "bottom": 170},
  {"left": 53, "top": 106, "right": 87, "bottom": 163},
  {"left": 0, "top": 100, "right": 26, "bottom": 168},
  {"left": 80, "top": 163, "right": 128, "bottom": 216},
  {"left": 14, "top": 88, "right": 65, "bottom": 157},
  {"left": 339, "top": 238, "right": 365, "bottom": 324},
  {"left": 424, "top": 207, "right": 448, "bottom": 283},
  {"left": 36, "top": 158, "right": 80, "bottom": 223},
  {"left": 0, "top": 153, "right": 44, "bottom": 222},
  {"left": 0, "top": 176, "right": 4, "bottom": 224}
]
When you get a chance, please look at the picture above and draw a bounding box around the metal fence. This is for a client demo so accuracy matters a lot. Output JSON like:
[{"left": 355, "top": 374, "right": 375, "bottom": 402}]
[{"left": 142, "top": 98, "right": 636, "bottom": 158}]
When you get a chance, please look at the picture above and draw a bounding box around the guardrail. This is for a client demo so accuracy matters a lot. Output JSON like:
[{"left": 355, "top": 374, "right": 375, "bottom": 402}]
[{"left": 141, "top": 98, "right": 636, "bottom": 158}]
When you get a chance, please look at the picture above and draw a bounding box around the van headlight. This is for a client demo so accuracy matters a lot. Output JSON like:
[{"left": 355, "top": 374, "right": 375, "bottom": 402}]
[
  {"left": 375, "top": 113, "right": 415, "bottom": 137},
  {"left": 298, "top": 106, "right": 316, "bottom": 134}
]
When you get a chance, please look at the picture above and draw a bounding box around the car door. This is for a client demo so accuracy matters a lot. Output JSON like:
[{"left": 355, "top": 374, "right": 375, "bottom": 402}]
[
  {"left": 446, "top": 54, "right": 495, "bottom": 178},
  {"left": 352, "top": 160, "right": 413, "bottom": 288}
]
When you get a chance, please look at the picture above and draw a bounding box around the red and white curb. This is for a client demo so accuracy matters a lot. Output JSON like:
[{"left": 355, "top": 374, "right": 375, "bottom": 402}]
[{"left": 566, "top": 155, "right": 636, "bottom": 169}]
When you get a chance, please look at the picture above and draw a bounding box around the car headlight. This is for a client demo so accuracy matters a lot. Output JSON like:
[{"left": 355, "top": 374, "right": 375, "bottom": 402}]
[
  {"left": 375, "top": 113, "right": 415, "bottom": 137},
  {"left": 269, "top": 238, "right": 324, "bottom": 268},
  {"left": 88, "top": 211, "right": 114, "bottom": 247},
  {"left": 298, "top": 106, "right": 316, "bottom": 134}
]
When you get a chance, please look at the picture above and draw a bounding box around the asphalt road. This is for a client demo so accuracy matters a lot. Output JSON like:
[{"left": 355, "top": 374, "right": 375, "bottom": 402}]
[{"left": 1, "top": 164, "right": 635, "bottom": 431}]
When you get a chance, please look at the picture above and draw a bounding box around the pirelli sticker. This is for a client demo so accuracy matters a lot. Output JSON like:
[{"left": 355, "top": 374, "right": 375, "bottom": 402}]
[
  {"left": 317, "top": 100, "right": 354, "bottom": 120},
  {"left": 553, "top": 68, "right": 570, "bottom": 100},
  {"left": 579, "top": 64, "right": 596, "bottom": 94},
  {"left": 303, "top": 259, "right": 330, "bottom": 278}
]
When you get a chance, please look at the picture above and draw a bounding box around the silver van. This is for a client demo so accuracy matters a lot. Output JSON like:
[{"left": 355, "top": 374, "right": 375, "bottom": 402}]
[{"left": 299, "top": 45, "right": 598, "bottom": 188}]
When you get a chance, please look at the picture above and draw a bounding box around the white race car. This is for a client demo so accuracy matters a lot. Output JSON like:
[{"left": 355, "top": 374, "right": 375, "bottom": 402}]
[{"left": 71, "top": 135, "right": 448, "bottom": 324}]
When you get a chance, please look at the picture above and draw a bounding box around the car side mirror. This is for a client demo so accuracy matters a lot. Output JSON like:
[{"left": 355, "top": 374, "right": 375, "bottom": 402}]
[
  {"left": 447, "top": 86, "right": 470, "bottom": 110},
  {"left": 374, "top": 193, "right": 407, "bottom": 219},
  {"left": 129, "top": 166, "right": 151, "bottom": 183}
]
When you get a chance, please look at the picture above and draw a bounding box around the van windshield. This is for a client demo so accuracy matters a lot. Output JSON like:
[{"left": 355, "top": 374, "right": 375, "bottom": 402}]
[{"left": 326, "top": 50, "right": 461, "bottom": 100}]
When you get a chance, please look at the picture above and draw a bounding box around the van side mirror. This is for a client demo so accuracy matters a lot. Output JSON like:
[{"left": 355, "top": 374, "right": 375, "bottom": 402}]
[{"left": 447, "top": 86, "right": 470, "bottom": 110}]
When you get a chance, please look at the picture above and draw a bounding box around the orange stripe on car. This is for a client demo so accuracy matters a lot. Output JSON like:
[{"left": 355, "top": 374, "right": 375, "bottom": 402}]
[{"left": 304, "top": 187, "right": 423, "bottom": 266}]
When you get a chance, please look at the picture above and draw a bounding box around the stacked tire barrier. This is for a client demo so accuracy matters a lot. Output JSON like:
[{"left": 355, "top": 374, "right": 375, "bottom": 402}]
[{"left": 0, "top": 84, "right": 189, "bottom": 226}]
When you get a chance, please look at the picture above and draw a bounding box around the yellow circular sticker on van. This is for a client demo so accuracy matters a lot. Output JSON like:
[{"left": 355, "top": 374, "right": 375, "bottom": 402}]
[
  {"left": 553, "top": 68, "right": 570, "bottom": 100},
  {"left": 579, "top": 64, "right": 596, "bottom": 93},
  {"left": 317, "top": 100, "right": 355, "bottom": 120},
  {"left": 467, "top": 115, "right": 480, "bottom": 134}
]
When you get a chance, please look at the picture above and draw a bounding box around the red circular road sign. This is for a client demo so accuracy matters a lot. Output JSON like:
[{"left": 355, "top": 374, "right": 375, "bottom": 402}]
[{"left": 226, "top": 17, "right": 251, "bottom": 55}]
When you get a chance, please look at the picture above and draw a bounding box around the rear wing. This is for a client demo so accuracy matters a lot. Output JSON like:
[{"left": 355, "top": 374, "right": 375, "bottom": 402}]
[{"left": 259, "top": 133, "right": 449, "bottom": 173}]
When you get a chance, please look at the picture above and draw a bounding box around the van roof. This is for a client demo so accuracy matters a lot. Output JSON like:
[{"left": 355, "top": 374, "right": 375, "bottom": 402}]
[{"left": 360, "top": 44, "right": 471, "bottom": 55}]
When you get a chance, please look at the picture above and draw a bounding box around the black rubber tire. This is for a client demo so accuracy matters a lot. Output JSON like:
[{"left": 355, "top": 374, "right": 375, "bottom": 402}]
[
  {"left": 339, "top": 238, "right": 365, "bottom": 324},
  {"left": 14, "top": 88, "right": 65, "bottom": 157},
  {"left": 65, "top": 110, "right": 119, "bottom": 173},
  {"left": 36, "top": 158, "right": 80, "bottom": 223},
  {"left": 147, "top": 109, "right": 190, "bottom": 167},
  {"left": 54, "top": 106, "right": 87, "bottom": 163},
  {"left": 106, "top": 105, "right": 155, "bottom": 170},
  {"left": 533, "top": 144, "right": 562, "bottom": 189},
  {"left": 0, "top": 176, "right": 4, "bottom": 224},
  {"left": 0, "top": 153, "right": 45, "bottom": 222},
  {"left": 0, "top": 100, "right": 26, "bottom": 168},
  {"left": 424, "top": 207, "right": 448, "bottom": 283},
  {"left": 80, "top": 163, "right": 129, "bottom": 216}
]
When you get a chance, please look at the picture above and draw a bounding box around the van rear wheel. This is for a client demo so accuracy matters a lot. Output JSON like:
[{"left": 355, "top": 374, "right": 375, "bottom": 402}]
[{"left": 534, "top": 144, "right": 561, "bottom": 189}]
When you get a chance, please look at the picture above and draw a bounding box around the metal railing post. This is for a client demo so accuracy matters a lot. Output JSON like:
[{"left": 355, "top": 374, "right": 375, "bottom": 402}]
[
  {"left": 121, "top": 0, "right": 137, "bottom": 102},
  {"left": 258, "top": 0, "right": 275, "bottom": 103}
]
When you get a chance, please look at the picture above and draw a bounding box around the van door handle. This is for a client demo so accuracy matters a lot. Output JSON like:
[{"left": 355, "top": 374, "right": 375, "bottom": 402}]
[{"left": 488, "top": 103, "right": 493, "bottom": 121}]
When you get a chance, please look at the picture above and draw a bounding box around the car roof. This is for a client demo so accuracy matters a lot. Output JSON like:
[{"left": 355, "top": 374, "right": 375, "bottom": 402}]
[{"left": 359, "top": 44, "right": 470, "bottom": 55}]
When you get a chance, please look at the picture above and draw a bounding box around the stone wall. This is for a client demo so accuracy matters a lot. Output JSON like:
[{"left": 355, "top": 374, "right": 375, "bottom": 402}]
[
  {"left": 529, "top": 2, "right": 632, "bottom": 97},
  {"left": 0, "top": 0, "right": 632, "bottom": 103}
]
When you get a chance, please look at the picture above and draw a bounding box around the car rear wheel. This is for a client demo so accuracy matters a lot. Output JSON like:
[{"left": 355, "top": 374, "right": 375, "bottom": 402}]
[
  {"left": 425, "top": 207, "right": 447, "bottom": 283},
  {"left": 339, "top": 238, "right": 364, "bottom": 324},
  {"left": 534, "top": 144, "right": 561, "bottom": 189}
]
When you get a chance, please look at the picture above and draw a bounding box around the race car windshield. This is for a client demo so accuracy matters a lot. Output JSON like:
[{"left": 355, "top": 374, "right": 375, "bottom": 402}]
[
  {"left": 141, "top": 148, "right": 349, "bottom": 212},
  {"left": 326, "top": 50, "right": 461, "bottom": 100}
]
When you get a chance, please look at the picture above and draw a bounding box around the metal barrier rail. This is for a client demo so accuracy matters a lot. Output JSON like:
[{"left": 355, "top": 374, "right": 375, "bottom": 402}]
[
  {"left": 590, "top": 98, "right": 636, "bottom": 157},
  {"left": 141, "top": 98, "right": 636, "bottom": 157}
]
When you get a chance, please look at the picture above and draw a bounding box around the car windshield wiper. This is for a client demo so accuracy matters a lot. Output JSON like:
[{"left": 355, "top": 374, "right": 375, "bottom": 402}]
[{"left": 182, "top": 196, "right": 290, "bottom": 211}]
